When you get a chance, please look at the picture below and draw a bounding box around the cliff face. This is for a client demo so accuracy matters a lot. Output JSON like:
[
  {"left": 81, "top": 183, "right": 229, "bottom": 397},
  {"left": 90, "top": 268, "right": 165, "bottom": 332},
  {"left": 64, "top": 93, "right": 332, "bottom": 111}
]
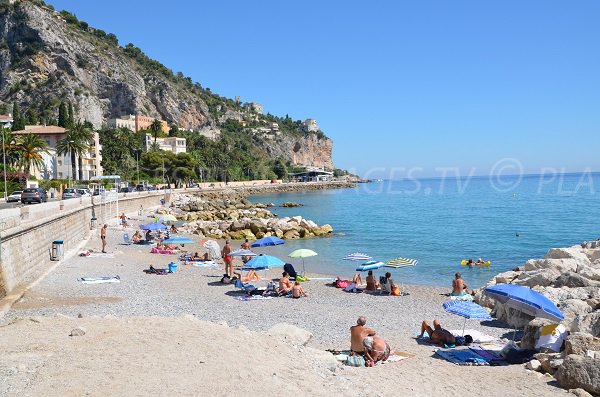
[{"left": 0, "top": 1, "right": 334, "bottom": 168}]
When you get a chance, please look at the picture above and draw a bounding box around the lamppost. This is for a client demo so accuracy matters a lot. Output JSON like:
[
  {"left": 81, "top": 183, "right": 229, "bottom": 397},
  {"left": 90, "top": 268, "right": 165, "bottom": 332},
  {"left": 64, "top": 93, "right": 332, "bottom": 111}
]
[
  {"left": 1, "top": 126, "right": 7, "bottom": 201},
  {"left": 133, "top": 149, "right": 140, "bottom": 185}
]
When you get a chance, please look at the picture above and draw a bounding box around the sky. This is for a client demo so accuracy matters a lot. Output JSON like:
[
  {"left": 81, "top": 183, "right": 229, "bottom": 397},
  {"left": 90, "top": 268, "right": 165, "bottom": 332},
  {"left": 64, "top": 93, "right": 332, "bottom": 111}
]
[{"left": 46, "top": 0, "right": 600, "bottom": 178}]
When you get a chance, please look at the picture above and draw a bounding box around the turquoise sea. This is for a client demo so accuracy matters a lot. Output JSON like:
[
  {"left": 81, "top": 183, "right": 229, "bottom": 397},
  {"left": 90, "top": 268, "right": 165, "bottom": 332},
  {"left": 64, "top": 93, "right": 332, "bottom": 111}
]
[{"left": 249, "top": 173, "right": 600, "bottom": 289}]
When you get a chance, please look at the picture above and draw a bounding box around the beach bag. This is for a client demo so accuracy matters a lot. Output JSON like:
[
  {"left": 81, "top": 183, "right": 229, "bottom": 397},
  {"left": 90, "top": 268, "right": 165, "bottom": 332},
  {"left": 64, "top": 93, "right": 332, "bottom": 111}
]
[
  {"left": 336, "top": 279, "right": 349, "bottom": 289},
  {"left": 221, "top": 275, "right": 232, "bottom": 284},
  {"left": 345, "top": 355, "right": 365, "bottom": 367},
  {"left": 391, "top": 285, "right": 401, "bottom": 296}
]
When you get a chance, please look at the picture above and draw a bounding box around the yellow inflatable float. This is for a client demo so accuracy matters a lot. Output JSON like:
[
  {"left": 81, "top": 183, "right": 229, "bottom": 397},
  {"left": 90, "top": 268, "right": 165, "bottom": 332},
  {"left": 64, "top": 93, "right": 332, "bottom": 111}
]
[{"left": 461, "top": 259, "right": 491, "bottom": 267}]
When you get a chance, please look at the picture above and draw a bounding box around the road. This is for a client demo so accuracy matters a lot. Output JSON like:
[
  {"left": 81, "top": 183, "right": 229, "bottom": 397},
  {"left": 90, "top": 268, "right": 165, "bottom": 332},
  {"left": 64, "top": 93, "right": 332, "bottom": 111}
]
[{"left": 0, "top": 198, "right": 59, "bottom": 210}]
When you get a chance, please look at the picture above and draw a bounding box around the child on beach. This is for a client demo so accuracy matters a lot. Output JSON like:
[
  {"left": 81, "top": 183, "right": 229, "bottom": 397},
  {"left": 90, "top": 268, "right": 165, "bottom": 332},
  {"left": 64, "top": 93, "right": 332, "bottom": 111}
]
[{"left": 292, "top": 281, "right": 307, "bottom": 298}]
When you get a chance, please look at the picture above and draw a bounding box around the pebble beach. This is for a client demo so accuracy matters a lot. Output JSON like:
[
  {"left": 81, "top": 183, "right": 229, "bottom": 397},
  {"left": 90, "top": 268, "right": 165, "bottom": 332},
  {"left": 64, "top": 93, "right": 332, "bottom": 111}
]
[{"left": 0, "top": 213, "right": 570, "bottom": 397}]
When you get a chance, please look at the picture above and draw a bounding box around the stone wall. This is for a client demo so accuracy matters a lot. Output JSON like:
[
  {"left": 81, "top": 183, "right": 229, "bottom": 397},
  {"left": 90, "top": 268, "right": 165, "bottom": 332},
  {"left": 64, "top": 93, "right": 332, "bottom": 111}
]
[{"left": 0, "top": 191, "right": 166, "bottom": 298}]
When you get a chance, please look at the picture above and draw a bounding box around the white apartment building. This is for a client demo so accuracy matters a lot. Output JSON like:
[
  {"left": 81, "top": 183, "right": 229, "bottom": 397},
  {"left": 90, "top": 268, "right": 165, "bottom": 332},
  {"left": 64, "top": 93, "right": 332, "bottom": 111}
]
[{"left": 145, "top": 134, "right": 186, "bottom": 154}]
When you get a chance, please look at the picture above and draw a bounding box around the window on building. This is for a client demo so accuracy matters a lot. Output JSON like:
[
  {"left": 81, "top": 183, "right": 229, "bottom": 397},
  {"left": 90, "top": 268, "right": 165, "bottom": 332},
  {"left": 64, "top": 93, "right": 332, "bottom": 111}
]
[{"left": 58, "top": 172, "right": 63, "bottom": 178}]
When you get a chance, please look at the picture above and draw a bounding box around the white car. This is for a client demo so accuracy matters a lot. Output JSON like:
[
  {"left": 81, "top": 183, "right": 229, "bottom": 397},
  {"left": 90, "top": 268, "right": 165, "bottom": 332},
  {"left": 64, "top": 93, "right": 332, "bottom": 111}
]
[
  {"left": 76, "top": 188, "right": 92, "bottom": 197},
  {"left": 6, "top": 191, "right": 22, "bottom": 202}
]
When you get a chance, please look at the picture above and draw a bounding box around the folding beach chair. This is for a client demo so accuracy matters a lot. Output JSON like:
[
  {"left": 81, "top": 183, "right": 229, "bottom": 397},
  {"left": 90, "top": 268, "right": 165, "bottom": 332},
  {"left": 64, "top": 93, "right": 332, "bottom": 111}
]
[
  {"left": 380, "top": 276, "right": 391, "bottom": 295},
  {"left": 123, "top": 233, "right": 132, "bottom": 245}
]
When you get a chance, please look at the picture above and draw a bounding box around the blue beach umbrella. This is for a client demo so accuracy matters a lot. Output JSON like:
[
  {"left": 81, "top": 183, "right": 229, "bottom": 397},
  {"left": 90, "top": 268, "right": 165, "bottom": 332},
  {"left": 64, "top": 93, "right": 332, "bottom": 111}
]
[
  {"left": 484, "top": 284, "right": 564, "bottom": 322},
  {"left": 161, "top": 237, "right": 194, "bottom": 245},
  {"left": 251, "top": 236, "right": 285, "bottom": 247},
  {"left": 244, "top": 254, "right": 286, "bottom": 269},
  {"left": 355, "top": 260, "right": 385, "bottom": 272},
  {"left": 443, "top": 300, "right": 493, "bottom": 336},
  {"left": 344, "top": 252, "right": 373, "bottom": 261},
  {"left": 141, "top": 222, "right": 167, "bottom": 231}
]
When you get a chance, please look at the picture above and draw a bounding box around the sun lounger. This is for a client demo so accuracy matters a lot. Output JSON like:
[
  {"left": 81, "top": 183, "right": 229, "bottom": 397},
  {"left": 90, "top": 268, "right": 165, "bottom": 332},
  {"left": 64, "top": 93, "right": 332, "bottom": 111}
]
[{"left": 434, "top": 348, "right": 490, "bottom": 366}]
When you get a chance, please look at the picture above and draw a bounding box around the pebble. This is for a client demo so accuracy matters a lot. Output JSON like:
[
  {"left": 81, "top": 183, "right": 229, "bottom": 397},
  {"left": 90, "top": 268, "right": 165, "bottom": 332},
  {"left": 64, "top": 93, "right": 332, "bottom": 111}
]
[{"left": 70, "top": 327, "right": 86, "bottom": 337}]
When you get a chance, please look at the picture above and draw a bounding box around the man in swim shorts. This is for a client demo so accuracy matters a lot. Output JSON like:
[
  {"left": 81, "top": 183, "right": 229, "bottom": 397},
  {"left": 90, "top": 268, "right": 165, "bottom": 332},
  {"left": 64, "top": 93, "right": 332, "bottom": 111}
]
[
  {"left": 418, "top": 319, "right": 456, "bottom": 346},
  {"left": 221, "top": 240, "right": 233, "bottom": 277},
  {"left": 451, "top": 272, "right": 470, "bottom": 295}
]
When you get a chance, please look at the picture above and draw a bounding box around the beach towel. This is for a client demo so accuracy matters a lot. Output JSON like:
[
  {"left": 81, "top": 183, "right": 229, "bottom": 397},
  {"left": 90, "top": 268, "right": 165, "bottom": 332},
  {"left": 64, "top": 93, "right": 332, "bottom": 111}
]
[
  {"left": 449, "top": 329, "right": 497, "bottom": 343},
  {"left": 234, "top": 295, "right": 273, "bottom": 301},
  {"left": 450, "top": 294, "right": 474, "bottom": 301},
  {"left": 386, "top": 352, "right": 416, "bottom": 362},
  {"left": 469, "top": 345, "right": 506, "bottom": 363},
  {"left": 79, "top": 275, "right": 120, "bottom": 284},
  {"left": 191, "top": 261, "right": 218, "bottom": 267},
  {"left": 434, "top": 349, "right": 490, "bottom": 366},
  {"left": 86, "top": 252, "right": 115, "bottom": 258}
]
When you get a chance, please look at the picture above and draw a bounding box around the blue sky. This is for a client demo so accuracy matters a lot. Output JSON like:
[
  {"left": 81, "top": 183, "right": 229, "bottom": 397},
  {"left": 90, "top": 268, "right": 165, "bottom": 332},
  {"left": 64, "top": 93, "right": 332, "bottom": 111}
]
[{"left": 46, "top": 0, "right": 600, "bottom": 178}]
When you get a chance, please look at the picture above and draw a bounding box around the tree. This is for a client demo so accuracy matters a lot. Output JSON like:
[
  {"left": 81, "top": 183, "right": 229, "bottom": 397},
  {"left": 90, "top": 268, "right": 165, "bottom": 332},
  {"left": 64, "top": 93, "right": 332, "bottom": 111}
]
[
  {"left": 25, "top": 108, "right": 38, "bottom": 125},
  {"left": 55, "top": 122, "right": 92, "bottom": 182},
  {"left": 57, "top": 102, "right": 68, "bottom": 127},
  {"left": 0, "top": 127, "right": 20, "bottom": 170},
  {"left": 67, "top": 102, "right": 74, "bottom": 128},
  {"left": 71, "top": 122, "right": 94, "bottom": 180},
  {"left": 17, "top": 134, "right": 48, "bottom": 176},
  {"left": 11, "top": 102, "right": 25, "bottom": 131},
  {"left": 150, "top": 118, "right": 162, "bottom": 149},
  {"left": 168, "top": 123, "right": 179, "bottom": 137},
  {"left": 272, "top": 159, "right": 288, "bottom": 179}
]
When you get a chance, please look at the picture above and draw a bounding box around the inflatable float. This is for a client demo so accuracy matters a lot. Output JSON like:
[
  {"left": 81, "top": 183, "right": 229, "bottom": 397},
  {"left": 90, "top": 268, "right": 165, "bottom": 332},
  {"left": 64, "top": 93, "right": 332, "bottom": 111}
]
[{"left": 461, "top": 259, "right": 491, "bottom": 267}]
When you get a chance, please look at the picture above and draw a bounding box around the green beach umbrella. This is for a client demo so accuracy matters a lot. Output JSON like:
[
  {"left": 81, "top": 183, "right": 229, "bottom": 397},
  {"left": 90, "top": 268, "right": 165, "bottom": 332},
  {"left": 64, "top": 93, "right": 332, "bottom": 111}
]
[{"left": 288, "top": 249, "right": 318, "bottom": 275}]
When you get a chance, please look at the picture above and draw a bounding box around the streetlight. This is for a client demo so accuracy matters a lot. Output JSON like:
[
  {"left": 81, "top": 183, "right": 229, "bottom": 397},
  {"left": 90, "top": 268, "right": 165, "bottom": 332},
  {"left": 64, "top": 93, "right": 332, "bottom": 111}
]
[
  {"left": 133, "top": 149, "right": 140, "bottom": 185},
  {"left": 1, "top": 126, "right": 7, "bottom": 202}
]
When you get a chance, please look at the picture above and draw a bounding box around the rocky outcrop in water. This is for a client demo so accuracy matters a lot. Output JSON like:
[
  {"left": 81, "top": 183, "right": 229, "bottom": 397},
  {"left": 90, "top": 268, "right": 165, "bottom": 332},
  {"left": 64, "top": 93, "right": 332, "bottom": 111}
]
[
  {"left": 163, "top": 190, "right": 334, "bottom": 240},
  {"left": 476, "top": 240, "right": 600, "bottom": 395}
]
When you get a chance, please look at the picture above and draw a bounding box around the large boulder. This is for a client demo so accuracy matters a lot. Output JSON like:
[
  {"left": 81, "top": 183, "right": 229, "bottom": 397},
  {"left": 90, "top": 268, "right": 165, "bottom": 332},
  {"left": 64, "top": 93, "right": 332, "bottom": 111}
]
[
  {"left": 514, "top": 268, "right": 561, "bottom": 287},
  {"left": 555, "top": 355, "right": 600, "bottom": 395},
  {"left": 494, "top": 271, "right": 520, "bottom": 284},
  {"left": 546, "top": 247, "right": 592, "bottom": 264},
  {"left": 268, "top": 323, "right": 313, "bottom": 346},
  {"left": 571, "top": 312, "right": 600, "bottom": 337},
  {"left": 521, "top": 318, "right": 553, "bottom": 350},
  {"left": 555, "top": 273, "right": 600, "bottom": 289},
  {"left": 533, "top": 352, "right": 563, "bottom": 374},
  {"left": 560, "top": 299, "right": 593, "bottom": 322},
  {"left": 577, "top": 265, "right": 600, "bottom": 281},
  {"left": 565, "top": 333, "right": 600, "bottom": 356},
  {"left": 312, "top": 224, "right": 334, "bottom": 237},
  {"left": 283, "top": 230, "right": 300, "bottom": 239},
  {"left": 494, "top": 304, "right": 535, "bottom": 328}
]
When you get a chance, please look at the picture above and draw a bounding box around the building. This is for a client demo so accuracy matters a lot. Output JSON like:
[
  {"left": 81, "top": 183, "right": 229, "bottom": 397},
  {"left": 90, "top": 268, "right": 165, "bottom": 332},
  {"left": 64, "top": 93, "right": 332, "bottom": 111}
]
[
  {"left": 145, "top": 134, "right": 186, "bottom": 154},
  {"left": 107, "top": 115, "right": 169, "bottom": 133},
  {"left": 302, "top": 119, "right": 319, "bottom": 132},
  {"left": 245, "top": 102, "right": 263, "bottom": 114},
  {"left": 0, "top": 114, "right": 13, "bottom": 130},
  {"left": 12, "top": 125, "right": 103, "bottom": 180},
  {"left": 288, "top": 167, "right": 333, "bottom": 182}
]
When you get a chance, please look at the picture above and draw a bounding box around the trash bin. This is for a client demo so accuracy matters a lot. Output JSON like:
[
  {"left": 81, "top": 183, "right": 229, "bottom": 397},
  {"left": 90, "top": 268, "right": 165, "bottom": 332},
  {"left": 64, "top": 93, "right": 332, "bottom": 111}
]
[
  {"left": 90, "top": 217, "right": 97, "bottom": 230},
  {"left": 51, "top": 240, "right": 64, "bottom": 261}
]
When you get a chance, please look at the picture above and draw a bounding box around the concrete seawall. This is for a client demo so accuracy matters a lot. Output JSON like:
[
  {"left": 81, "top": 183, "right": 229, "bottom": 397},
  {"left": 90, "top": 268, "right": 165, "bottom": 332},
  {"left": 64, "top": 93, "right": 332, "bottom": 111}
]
[{"left": 0, "top": 191, "right": 166, "bottom": 298}]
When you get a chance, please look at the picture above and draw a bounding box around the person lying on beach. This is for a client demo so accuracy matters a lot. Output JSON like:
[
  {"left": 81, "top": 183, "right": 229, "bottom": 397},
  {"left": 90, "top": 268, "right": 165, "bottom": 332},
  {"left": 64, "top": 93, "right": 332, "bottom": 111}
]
[
  {"left": 292, "top": 281, "right": 307, "bottom": 298},
  {"left": 132, "top": 230, "right": 143, "bottom": 244},
  {"left": 451, "top": 272, "right": 473, "bottom": 296},
  {"left": 278, "top": 271, "right": 293, "bottom": 294},
  {"left": 350, "top": 316, "right": 376, "bottom": 355},
  {"left": 363, "top": 336, "right": 390, "bottom": 366},
  {"left": 365, "top": 270, "right": 380, "bottom": 291},
  {"left": 170, "top": 224, "right": 179, "bottom": 234},
  {"left": 336, "top": 273, "right": 363, "bottom": 288},
  {"left": 242, "top": 270, "right": 261, "bottom": 282},
  {"left": 418, "top": 320, "right": 457, "bottom": 346}
]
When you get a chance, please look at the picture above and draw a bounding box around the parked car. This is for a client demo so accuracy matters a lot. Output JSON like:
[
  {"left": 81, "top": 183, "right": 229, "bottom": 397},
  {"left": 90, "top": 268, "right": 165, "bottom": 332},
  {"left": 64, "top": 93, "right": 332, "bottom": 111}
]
[
  {"left": 146, "top": 185, "right": 157, "bottom": 191},
  {"left": 62, "top": 188, "right": 81, "bottom": 200},
  {"left": 135, "top": 184, "right": 145, "bottom": 192},
  {"left": 119, "top": 186, "right": 135, "bottom": 193},
  {"left": 6, "top": 191, "right": 22, "bottom": 202},
  {"left": 76, "top": 188, "right": 92, "bottom": 197},
  {"left": 21, "top": 188, "right": 48, "bottom": 204}
]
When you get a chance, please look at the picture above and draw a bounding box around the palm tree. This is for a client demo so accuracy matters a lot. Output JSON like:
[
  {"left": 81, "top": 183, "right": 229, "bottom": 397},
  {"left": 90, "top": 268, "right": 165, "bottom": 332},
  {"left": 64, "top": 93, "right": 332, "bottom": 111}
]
[
  {"left": 150, "top": 119, "right": 162, "bottom": 149},
  {"left": 17, "top": 133, "right": 49, "bottom": 177},
  {"left": 1, "top": 128, "right": 20, "bottom": 169},
  {"left": 70, "top": 122, "right": 94, "bottom": 180},
  {"left": 56, "top": 125, "right": 90, "bottom": 183}
]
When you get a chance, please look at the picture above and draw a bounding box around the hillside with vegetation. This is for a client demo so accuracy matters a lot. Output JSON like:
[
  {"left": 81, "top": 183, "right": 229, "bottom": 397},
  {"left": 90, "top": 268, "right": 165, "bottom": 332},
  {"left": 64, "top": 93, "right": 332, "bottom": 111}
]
[{"left": 0, "top": 0, "right": 342, "bottom": 187}]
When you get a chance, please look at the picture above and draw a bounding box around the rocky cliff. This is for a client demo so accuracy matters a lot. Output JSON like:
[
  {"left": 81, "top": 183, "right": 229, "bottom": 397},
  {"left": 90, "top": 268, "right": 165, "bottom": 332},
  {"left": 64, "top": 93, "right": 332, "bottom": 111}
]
[{"left": 0, "top": 0, "right": 334, "bottom": 169}]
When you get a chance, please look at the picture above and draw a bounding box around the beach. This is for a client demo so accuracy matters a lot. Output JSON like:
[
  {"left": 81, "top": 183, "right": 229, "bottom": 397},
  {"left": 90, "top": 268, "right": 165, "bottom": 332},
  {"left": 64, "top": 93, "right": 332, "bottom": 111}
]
[{"left": 0, "top": 216, "right": 569, "bottom": 397}]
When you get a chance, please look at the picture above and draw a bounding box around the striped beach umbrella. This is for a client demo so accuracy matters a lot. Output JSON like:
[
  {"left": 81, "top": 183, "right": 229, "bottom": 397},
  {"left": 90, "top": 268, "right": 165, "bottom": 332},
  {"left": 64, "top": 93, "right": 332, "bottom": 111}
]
[
  {"left": 344, "top": 252, "right": 373, "bottom": 261},
  {"left": 385, "top": 257, "right": 418, "bottom": 268},
  {"left": 443, "top": 300, "right": 492, "bottom": 336}
]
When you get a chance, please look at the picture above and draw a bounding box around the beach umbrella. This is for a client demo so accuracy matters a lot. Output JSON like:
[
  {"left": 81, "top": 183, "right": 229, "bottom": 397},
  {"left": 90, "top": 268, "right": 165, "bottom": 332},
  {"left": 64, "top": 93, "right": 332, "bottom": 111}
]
[
  {"left": 483, "top": 284, "right": 564, "bottom": 322},
  {"left": 288, "top": 249, "right": 318, "bottom": 275},
  {"left": 199, "top": 239, "right": 221, "bottom": 260},
  {"left": 355, "top": 260, "right": 385, "bottom": 272},
  {"left": 344, "top": 252, "right": 373, "bottom": 261},
  {"left": 162, "top": 237, "right": 194, "bottom": 245},
  {"left": 141, "top": 222, "right": 167, "bottom": 231},
  {"left": 245, "top": 254, "right": 286, "bottom": 269},
  {"left": 385, "top": 257, "right": 418, "bottom": 268},
  {"left": 443, "top": 300, "right": 492, "bottom": 336},
  {"left": 251, "top": 236, "right": 285, "bottom": 247},
  {"left": 158, "top": 214, "right": 177, "bottom": 223},
  {"left": 228, "top": 249, "right": 257, "bottom": 257}
]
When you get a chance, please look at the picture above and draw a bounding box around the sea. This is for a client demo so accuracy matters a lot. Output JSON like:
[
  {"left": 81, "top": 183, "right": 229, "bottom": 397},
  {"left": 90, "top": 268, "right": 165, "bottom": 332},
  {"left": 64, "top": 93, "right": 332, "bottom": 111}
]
[{"left": 248, "top": 173, "right": 600, "bottom": 289}]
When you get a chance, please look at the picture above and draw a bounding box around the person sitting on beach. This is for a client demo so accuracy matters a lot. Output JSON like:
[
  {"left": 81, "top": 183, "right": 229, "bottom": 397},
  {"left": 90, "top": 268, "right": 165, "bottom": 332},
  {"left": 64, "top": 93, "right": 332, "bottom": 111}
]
[
  {"left": 157, "top": 231, "right": 167, "bottom": 240},
  {"left": 170, "top": 224, "right": 179, "bottom": 234},
  {"left": 145, "top": 230, "right": 153, "bottom": 242},
  {"left": 191, "top": 252, "right": 201, "bottom": 260},
  {"left": 292, "top": 281, "right": 307, "bottom": 298},
  {"left": 132, "top": 230, "right": 143, "bottom": 244},
  {"left": 278, "top": 271, "right": 293, "bottom": 295},
  {"left": 380, "top": 272, "right": 396, "bottom": 294},
  {"left": 350, "top": 316, "right": 376, "bottom": 355},
  {"left": 365, "top": 270, "right": 380, "bottom": 291},
  {"left": 363, "top": 336, "right": 391, "bottom": 366},
  {"left": 452, "top": 272, "right": 472, "bottom": 296}
]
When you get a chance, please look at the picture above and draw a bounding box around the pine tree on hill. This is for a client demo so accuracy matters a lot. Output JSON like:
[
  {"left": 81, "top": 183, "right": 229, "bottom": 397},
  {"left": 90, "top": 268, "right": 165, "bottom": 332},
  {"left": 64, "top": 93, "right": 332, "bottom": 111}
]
[
  {"left": 11, "top": 102, "right": 25, "bottom": 131},
  {"left": 67, "top": 102, "right": 74, "bottom": 128},
  {"left": 58, "top": 102, "right": 68, "bottom": 128}
]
